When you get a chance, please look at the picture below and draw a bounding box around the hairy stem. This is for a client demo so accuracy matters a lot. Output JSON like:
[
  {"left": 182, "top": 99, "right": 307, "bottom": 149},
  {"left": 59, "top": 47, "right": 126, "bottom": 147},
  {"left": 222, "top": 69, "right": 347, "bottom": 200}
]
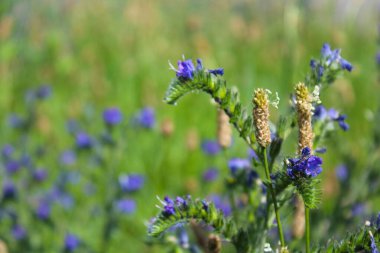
[
  {"left": 305, "top": 206, "right": 311, "bottom": 253},
  {"left": 263, "top": 148, "right": 285, "bottom": 247}
]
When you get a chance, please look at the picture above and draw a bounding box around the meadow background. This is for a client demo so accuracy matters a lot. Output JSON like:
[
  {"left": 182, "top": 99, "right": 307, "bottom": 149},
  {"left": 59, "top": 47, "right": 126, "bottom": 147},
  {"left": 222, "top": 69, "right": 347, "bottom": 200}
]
[{"left": 0, "top": 0, "right": 379, "bottom": 252}]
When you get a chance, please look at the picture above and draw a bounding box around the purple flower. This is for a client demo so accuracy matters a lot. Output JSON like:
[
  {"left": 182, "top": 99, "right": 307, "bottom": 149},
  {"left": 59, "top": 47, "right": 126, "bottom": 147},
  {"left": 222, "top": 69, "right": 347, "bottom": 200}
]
[
  {"left": 201, "top": 140, "right": 220, "bottom": 155},
  {"left": 3, "top": 181, "right": 17, "bottom": 199},
  {"left": 287, "top": 147, "right": 323, "bottom": 179},
  {"left": 12, "top": 224, "right": 27, "bottom": 240},
  {"left": 335, "top": 164, "right": 348, "bottom": 181},
  {"left": 321, "top": 43, "right": 352, "bottom": 72},
  {"left": 351, "top": 203, "right": 365, "bottom": 216},
  {"left": 136, "top": 107, "right": 155, "bottom": 129},
  {"left": 75, "top": 132, "right": 93, "bottom": 149},
  {"left": 115, "top": 199, "right": 136, "bottom": 214},
  {"left": 64, "top": 233, "right": 80, "bottom": 252},
  {"left": 5, "top": 160, "right": 21, "bottom": 174},
  {"left": 202, "top": 168, "right": 219, "bottom": 182},
  {"left": 209, "top": 68, "right": 224, "bottom": 76},
  {"left": 314, "top": 105, "right": 327, "bottom": 120},
  {"left": 2, "top": 144, "right": 14, "bottom": 158},
  {"left": 36, "top": 201, "right": 51, "bottom": 220},
  {"left": 119, "top": 174, "right": 145, "bottom": 192},
  {"left": 103, "top": 107, "right": 123, "bottom": 125},
  {"left": 163, "top": 197, "right": 176, "bottom": 216},
  {"left": 60, "top": 150, "right": 76, "bottom": 165},
  {"left": 228, "top": 158, "right": 251, "bottom": 175},
  {"left": 315, "top": 147, "right": 327, "bottom": 154},
  {"left": 33, "top": 168, "right": 48, "bottom": 182},
  {"left": 207, "top": 195, "right": 231, "bottom": 217},
  {"left": 248, "top": 148, "right": 259, "bottom": 161},
  {"left": 176, "top": 59, "right": 195, "bottom": 80},
  {"left": 35, "top": 85, "right": 52, "bottom": 99},
  {"left": 370, "top": 232, "right": 379, "bottom": 253}
]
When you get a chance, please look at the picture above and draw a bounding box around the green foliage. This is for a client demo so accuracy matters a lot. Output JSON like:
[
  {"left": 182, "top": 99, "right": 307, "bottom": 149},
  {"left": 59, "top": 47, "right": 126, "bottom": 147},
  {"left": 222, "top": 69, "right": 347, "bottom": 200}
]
[
  {"left": 148, "top": 198, "right": 236, "bottom": 240},
  {"left": 293, "top": 177, "right": 322, "bottom": 209}
]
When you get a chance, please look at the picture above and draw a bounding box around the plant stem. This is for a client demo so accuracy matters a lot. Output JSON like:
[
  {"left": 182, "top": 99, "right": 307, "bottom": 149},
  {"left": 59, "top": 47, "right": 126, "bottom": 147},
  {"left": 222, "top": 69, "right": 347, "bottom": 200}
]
[
  {"left": 263, "top": 148, "right": 286, "bottom": 247},
  {"left": 305, "top": 206, "right": 311, "bottom": 253}
]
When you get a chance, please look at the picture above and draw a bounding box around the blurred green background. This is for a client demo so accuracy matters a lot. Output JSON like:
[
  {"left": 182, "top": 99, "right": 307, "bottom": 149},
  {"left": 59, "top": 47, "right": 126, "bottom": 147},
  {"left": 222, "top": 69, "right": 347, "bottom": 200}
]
[{"left": 1, "top": 0, "right": 379, "bottom": 252}]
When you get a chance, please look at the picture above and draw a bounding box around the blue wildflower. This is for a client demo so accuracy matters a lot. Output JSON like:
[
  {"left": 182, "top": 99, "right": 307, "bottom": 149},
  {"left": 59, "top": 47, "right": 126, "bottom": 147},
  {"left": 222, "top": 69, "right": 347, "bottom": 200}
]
[
  {"left": 75, "top": 132, "right": 93, "bottom": 149},
  {"left": 321, "top": 43, "right": 352, "bottom": 72},
  {"left": 60, "top": 150, "right": 76, "bottom": 165},
  {"left": 35, "top": 85, "right": 52, "bottom": 99},
  {"left": 136, "top": 107, "right": 155, "bottom": 129},
  {"left": 177, "top": 227, "right": 190, "bottom": 249},
  {"left": 248, "top": 148, "right": 259, "bottom": 161},
  {"left": 228, "top": 158, "right": 251, "bottom": 175},
  {"left": 162, "top": 197, "right": 176, "bottom": 216},
  {"left": 3, "top": 181, "right": 17, "bottom": 199},
  {"left": 209, "top": 68, "right": 224, "bottom": 76},
  {"left": 370, "top": 232, "right": 379, "bottom": 253},
  {"left": 5, "top": 160, "right": 21, "bottom": 174},
  {"left": 352, "top": 203, "right": 365, "bottom": 216},
  {"left": 202, "top": 167, "right": 219, "bottom": 182},
  {"left": 33, "top": 168, "right": 48, "bottom": 182},
  {"left": 196, "top": 58, "right": 203, "bottom": 71},
  {"left": 315, "top": 147, "right": 327, "bottom": 154},
  {"left": 176, "top": 59, "right": 195, "bottom": 80},
  {"left": 115, "top": 199, "right": 136, "bottom": 214},
  {"left": 208, "top": 195, "right": 231, "bottom": 217},
  {"left": 12, "top": 224, "right": 27, "bottom": 240},
  {"left": 202, "top": 200, "right": 209, "bottom": 211},
  {"left": 103, "top": 107, "right": 123, "bottom": 125},
  {"left": 36, "top": 201, "right": 51, "bottom": 220},
  {"left": 2, "top": 144, "right": 14, "bottom": 159},
  {"left": 201, "top": 140, "right": 220, "bottom": 155},
  {"left": 335, "top": 164, "right": 348, "bottom": 181},
  {"left": 313, "top": 105, "right": 327, "bottom": 120},
  {"left": 287, "top": 147, "right": 323, "bottom": 179},
  {"left": 64, "top": 233, "right": 80, "bottom": 252},
  {"left": 119, "top": 174, "right": 145, "bottom": 192}
]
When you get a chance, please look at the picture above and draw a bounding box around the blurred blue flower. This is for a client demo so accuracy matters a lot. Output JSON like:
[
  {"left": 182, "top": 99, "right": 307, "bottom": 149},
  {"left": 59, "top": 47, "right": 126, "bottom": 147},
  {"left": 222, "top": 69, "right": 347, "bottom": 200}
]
[
  {"left": 115, "top": 198, "right": 136, "bottom": 214},
  {"left": 209, "top": 68, "right": 224, "bottom": 76},
  {"left": 35, "top": 85, "right": 52, "bottom": 99},
  {"left": 370, "top": 231, "right": 379, "bottom": 253},
  {"left": 287, "top": 147, "right": 323, "bottom": 178},
  {"left": 66, "top": 120, "right": 79, "bottom": 134},
  {"left": 228, "top": 158, "right": 251, "bottom": 175},
  {"left": 136, "top": 107, "right": 155, "bottom": 129},
  {"left": 376, "top": 52, "right": 380, "bottom": 65},
  {"left": 201, "top": 140, "right": 220, "bottom": 156},
  {"left": 8, "top": 114, "right": 24, "bottom": 128},
  {"left": 248, "top": 148, "right": 259, "bottom": 161},
  {"left": 313, "top": 105, "right": 327, "bottom": 121},
  {"left": 5, "top": 160, "right": 21, "bottom": 174},
  {"left": 119, "top": 174, "right": 145, "bottom": 192},
  {"left": 321, "top": 43, "right": 352, "bottom": 71},
  {"left": 103, "top": 107, "right": 123, "bottom": 125},
  {"left": 12, "top": 224, "right": 27, "bottom": 241},
  {"left": 207, "top": 195, "right": 231, "bottom": 217},
  {"left": 64, "top": 233, "right": 80, "bottom": 252},
  {"left": 177, "top": 227, "right": 190, "bottom": 249},
  {"left": 315, "top": 147, "right": 327, "bottom": 154},
  {"left": 2, "top": 144, "right": 14, "bottom": 159},
  {"left": 335, "top": 164, "right": 348, "bottom": 182},
  {"left": 60, "top": 150, "right": 76, "bottom": 165},
  {"left": 202, "top": 167, "right": 219, "bottom": 182},
  {"left": 351, "top": 203, "right": 366, "bottom": 217},
  {"left": 3, "top": 181, "right": 17, "bottom": 199},
  {"left": 36, "top": 201, "right": 51, "bottom": 220},
  {"left": 33, "top": 168, "right": 48, "bottom": 182},
  {"left": 75, "top": 132, "right": 93, "bottom": 149}
]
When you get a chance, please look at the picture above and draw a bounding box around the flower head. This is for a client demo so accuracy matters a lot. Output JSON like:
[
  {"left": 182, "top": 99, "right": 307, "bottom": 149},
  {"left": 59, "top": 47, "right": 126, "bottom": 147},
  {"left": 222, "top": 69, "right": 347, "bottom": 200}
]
[
  {"left": 64, "top": 233, "right": 80, "bottom": 252},
  {"left": 75, "top": 132, "right": 93, "bottom": 149},
  {"left": 33, "top": 168, "right": 48, "bottom": 182},
  {"left": 321, "top": 43, "right": 352, "bottom": 72},
  {"left": 253, "top": 89, "right": 272, "bottom": 147},
  {"left": 203, "top": 167, "right": 219, "bottom": 182},
  {"left": 119, "top": 174, "right": 145, "bottom": 192},
  {"left": 103, "top": 107, "right": 123, "bottom": 125},
  {"left": 176, "top": 59, "right": 195, "bottom": 80},
  {"left": 287, "top": 147, "right": 323, "bottom": 179},
  {"left": 35, "top": 85, "right": 52, "bottom": 99},
  {"left": 201, "top": 140, "right": 221, "bottom": 156},
  {"left": 228, "top": 158, "right": 251, "bottom": 175},
  {"left": 115, "top": 199, "right": 136, "bottom": 214},
  {"left": 60, "top": 150, "right": 76, "bottom": 165},
  {"left": 3, "top": 181, "right": 17, "bottom": 199},
  {"left": 136, "top": 107, "right": 155, "bottom": 129},
  {"left": 12, "top": 224, "right": 27, "bottom": 240},
  {"left": 36, "top": 201, "right": 51, "bottom": 220}
]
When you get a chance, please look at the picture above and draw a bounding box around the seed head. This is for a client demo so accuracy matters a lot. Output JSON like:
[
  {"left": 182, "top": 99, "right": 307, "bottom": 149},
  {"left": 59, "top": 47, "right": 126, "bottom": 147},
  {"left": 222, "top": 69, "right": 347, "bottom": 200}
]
[
  {"left": 253, "top": 89, "right": 271, "bottom": 148},
  {"left": 217, "top": 109, "right": 232, "bottom": 148},
  {"left": 295, "top": 83, "right": 313, "bottom": 153}
]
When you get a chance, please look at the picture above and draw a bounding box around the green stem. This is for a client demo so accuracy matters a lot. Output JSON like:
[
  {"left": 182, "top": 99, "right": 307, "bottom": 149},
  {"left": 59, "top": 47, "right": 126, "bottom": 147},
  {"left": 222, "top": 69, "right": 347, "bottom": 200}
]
[
  {"left": 305, "top": 206, "right": 311, "bottom": 253},
  {"left": 263, "top": 148, "right": 286, "bottom": 247}
]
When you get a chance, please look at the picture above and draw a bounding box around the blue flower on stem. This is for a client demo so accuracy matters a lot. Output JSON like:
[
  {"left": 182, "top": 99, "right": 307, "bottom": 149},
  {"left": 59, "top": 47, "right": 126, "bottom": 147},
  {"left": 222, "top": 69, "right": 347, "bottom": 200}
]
[
  {"left": 103, "top": 107, "right": 123, "bottom": 126},
  {"left": 176, "top": 59, "right": 195, "bottom": 80},
  {"left": 201, "top": 140, "right": 221, "bottom": 156},
  {"left": 287, "top": 147, "right": 323, "bottom": 179},
  {"left": 321, "top": 43, "right": 352, "bottom": 72},
  {"left": 12, "top": 224, "right": 27, "bottom": 240},
  {"left": 3, "top": 181, "right": 17, "bottom": 199},
  {"left": 228, "top": 158, "right": 251, "bottom": 175},
  {"left": 64, "top": 233, "right": 80, "bottom": 252},
  {"left": 370, "top": 231, "right": 379, "bottom": 253},
  {"left": 202, "top": 167, "right": 219, "bottom": 182},
  {"left": 35, "top": 85, "right": 52, "bottom": 99},
  {"left": 136, "top": 107, "right": 155, "bottom": 129},
  {"left": 209, "top": 68, "right": 224, "bottom": 76},
  {"left": 33, "top": 168, "right": 48, "bottom": 182},
  {"left": 36, "top": 201, "right": 51, "bottom": 220},
  {"left": 119, "top": 174, "right": 145, "bottom": 192},
  {"left": 335, "top": 164, "right": 348, "bottom": 182},
  {"left": 75, "top": 132, "right": 93, "bottom": 149},
  {"left": 115, "top": 198, "right": 136, "bottom": 214}
]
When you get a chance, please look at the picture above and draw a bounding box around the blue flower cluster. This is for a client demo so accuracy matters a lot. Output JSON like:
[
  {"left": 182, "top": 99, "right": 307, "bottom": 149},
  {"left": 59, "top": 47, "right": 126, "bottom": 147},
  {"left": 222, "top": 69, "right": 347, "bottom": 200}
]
[
  {"left": 287, "top": 147, "right": 323, "bottom": 179},
  {"left": 314, "top": 105, "right": 349, "bottom": 131},
  {"left": 161, "top": 196, "right": 192, "bottom": 217},
  {"left": 309, "top": 43, "right": 352, "bottom": 84},
  {"left": 171, "top": 57, "right": 224, "bottom": 81}
]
